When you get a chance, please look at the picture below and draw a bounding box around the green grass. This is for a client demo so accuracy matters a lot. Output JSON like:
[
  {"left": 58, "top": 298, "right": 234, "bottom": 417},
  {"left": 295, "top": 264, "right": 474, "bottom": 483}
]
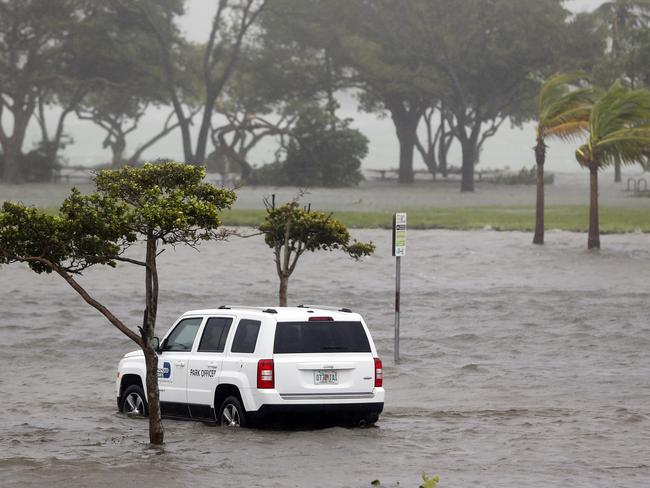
[{"left": 220, "top": 206, "right": 650, "bottom": 233}]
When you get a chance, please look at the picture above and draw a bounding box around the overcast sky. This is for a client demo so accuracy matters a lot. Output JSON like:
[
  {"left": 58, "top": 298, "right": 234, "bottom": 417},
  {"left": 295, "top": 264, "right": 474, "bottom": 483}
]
[{"left": 32, "top": 0, "right": 609, "bottom": 173}]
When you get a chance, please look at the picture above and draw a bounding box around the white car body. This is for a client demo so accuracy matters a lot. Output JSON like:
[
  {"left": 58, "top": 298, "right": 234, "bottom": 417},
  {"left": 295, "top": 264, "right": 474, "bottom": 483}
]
[{"left": 116, "top": 306, "right": 385, "bottom": 425}]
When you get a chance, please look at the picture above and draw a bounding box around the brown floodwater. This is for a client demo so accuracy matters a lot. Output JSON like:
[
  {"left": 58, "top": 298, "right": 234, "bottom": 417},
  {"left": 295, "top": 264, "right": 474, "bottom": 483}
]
[{"left": 1, "top": 229, "right": 649, "bottom": 487}]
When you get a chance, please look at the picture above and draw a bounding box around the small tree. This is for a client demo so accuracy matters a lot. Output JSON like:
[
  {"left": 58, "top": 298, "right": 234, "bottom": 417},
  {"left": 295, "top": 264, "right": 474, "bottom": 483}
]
[
  {"left": 533, "top": 72, "right": 593, "bottom": 245},
  {"left": 0, "top": 162, "right": 235, "bottom": 444},
  {"left": 259, "top": 196, "right": 375, "bottom": 306},
  {"left": 575, "top": 81, "right": 650, "bottom": 248}
]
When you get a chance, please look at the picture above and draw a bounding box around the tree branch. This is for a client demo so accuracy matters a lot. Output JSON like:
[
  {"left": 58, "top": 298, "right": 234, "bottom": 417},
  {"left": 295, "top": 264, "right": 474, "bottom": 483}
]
[{"left": 14, "top": 256, "right": 143, "bottom": 347}]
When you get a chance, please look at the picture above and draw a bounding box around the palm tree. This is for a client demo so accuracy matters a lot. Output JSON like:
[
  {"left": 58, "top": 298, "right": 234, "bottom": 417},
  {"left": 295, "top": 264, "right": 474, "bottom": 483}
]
[
  {"left": 533, "top": 72, "right": 593, "bottom": 245},
  {"left": 594, "top": 0, "right": 650, "bottom": 182},
  {"left": 575, "top": 81, "right": 650, "bottom": 249}
]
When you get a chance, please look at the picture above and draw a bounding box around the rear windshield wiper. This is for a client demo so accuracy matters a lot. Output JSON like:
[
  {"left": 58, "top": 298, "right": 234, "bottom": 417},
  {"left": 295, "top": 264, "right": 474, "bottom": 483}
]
[{"left": 322, "top": 346, "right": 349, "bottom": 350}]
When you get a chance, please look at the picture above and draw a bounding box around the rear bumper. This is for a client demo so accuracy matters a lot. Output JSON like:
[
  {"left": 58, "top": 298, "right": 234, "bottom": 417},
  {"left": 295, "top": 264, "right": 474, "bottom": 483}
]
[{"left": 247, "top": 402, "right": 383, "bottom": 425}]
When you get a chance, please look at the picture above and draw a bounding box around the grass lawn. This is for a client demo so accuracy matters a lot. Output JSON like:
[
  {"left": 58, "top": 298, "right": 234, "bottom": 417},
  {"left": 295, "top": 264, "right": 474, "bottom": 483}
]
[{"left": 220, "top": 205, "right": 650, "bottom": 233}]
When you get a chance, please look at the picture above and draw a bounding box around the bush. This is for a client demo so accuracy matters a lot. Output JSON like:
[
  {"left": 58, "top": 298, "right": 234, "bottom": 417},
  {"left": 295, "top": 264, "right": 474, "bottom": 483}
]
[
  {"left": 488, "top": 166, "right": 554, "bottom": 185},
  {"left": 248, "top": 107, "right": 368, "bottom": 188},
  {"left": 249, "top": 161, "right": 291, "bottom": 186}
]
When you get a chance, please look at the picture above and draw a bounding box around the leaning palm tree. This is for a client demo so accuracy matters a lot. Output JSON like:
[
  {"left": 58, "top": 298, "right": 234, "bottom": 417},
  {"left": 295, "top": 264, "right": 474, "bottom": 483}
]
[
  {"left": 575, "top": 81, "right": 650, "bottom": 249},
  {"left": 533, "top": 72, "right": 593, "bottom": 245},
  {"left": 594, "top": 0, "right": 650, "bottom": 181}
]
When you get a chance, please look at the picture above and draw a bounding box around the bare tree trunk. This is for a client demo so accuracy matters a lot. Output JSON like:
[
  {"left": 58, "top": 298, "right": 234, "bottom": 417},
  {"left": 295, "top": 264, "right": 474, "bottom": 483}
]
[
  {"left": 111, "top": 138, "right": 126, "bottom": 168},
  {"left": 397, "top": 131, "right": 415, "bottom": 184},
  {"left": 614, "top": 159, "right": 621, "bottom": 183},
  {"left": 2, "top": 142, "right": 22, "bottom": 183},
  {"left": 588, "top": 164, "right": 600, "bottom": 249},
  {"left": 533, "top": 137, "right": 546, "bottom": 245},
  {"left": 460, "top": 140, "right": 475, "bottom": 193},
  {"left": 438, "top": 138, "right": 450, "bottom": 179},
  {"left": 388, "top": 100, "right": 420, "bottom": 184},
  {"left": 279, "top": 275, "right": 288, "bottom": 307}
]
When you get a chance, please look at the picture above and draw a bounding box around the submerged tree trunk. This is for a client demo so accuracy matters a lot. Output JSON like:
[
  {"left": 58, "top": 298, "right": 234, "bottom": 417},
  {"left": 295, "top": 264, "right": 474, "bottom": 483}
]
[
  {"left": 144, "top": 347, "right": 164, "bottom": 444},
  {"left": 588, "top": 164, "right": 600, "bottom": 249},
  {"left": 144, "top": 237, "right": 164, "bottom": 444},
  {"left": 279, "top": 275, "right": 288, "bottom": 307},
  {"left": 533, "top": 137, "right": 546, "bottom": 245}
]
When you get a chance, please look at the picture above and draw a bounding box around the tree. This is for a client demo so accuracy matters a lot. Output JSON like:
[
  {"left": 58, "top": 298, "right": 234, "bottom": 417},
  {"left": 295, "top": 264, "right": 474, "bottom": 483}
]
[
  {"left": 415, "top": 104, "right": 454, "bottom": 180},
  {"left": 533, "top": 72, "right": 593, "bottom": 245},
  {"left": 0, "top": 162, "right": 236, "bottom": 443},
  {"left": 341, "top": 0, "right": 432, "bottom": 184},
  {"left": 73, "top": 1, "right": 182, "bottom": 167},
  {"left": 377, "top": 0, "right": 602, "bottom": 192},
  {"left": 0, "top": 0, "right": 83, "bottom": 183},
  {"left": 259, "top": 196, "right": 374, "bottom": 307},
  {"left": 575, "top": 82, "right": 650, "bottom": 249},
  {"left": 593, "top": 0, "right": 650, "bottom": 181},
  {"left": 138, "top": 0, "right": 266, "bottom": 164},
  {"left": 207, "top": 41, "right": 321, "bottom": 181}
]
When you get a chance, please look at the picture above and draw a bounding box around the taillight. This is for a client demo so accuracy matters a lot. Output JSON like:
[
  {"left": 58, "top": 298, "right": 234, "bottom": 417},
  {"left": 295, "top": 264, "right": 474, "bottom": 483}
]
[
  {"left": 257, "top": 359, "right": 274, "bottom": 389},
  {"left": 374, "top": 358, "right": 383, "bottom": 388},
  {"left": 308, "top": 316, "right": 333, "bottom": 321}
]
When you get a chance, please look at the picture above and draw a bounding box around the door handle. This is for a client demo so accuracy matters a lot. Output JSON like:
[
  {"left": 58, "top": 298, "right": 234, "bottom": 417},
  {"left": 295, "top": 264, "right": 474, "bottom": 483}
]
[
  {"left": 207, "top": 362, "right": 219, "bottom": 368},
  {"left": 175, "top": 361, "right": 185, "bottom": 367}
]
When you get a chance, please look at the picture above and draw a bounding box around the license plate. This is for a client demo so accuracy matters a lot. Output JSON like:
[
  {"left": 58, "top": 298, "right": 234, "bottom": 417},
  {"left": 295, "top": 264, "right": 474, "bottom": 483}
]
[{"left": 314, "top": 370, "right": 338, "bottom": 385}]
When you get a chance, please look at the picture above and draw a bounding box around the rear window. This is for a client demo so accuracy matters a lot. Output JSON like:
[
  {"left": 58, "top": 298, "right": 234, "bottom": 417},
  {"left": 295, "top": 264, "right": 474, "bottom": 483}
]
[
  {"left": 274, "top": 321, "right": 371, "bottom": 354},
  {"left": 231, "top": 319, "right": 261, "bottom": 353}
]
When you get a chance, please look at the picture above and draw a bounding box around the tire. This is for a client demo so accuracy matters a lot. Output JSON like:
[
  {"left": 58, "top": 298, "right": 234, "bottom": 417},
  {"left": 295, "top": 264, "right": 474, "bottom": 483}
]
[
  {"left": 354, "top": 414, "right": 379, "bottom": 428},
  {"left": 364, "top": 414, "right": 379, "bottom": 426},
  {"left": 218, "top": 395, "right": 247, "bottom": 427},
  {"left": 121, "top": 385, "right": 148, "bottom": 417}
]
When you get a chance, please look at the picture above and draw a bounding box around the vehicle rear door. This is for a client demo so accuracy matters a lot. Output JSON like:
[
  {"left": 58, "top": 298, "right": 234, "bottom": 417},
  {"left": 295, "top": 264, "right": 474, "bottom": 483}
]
[
  {"left": 273, "top": 320, "right": 376, "bottom": 397},
  {"left": 186, "top": 316, "right": 234, "bottom": 419}
]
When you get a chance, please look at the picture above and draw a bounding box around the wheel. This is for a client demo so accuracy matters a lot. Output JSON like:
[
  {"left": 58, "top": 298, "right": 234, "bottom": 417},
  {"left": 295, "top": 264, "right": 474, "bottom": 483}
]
[
  {"left": 364, "top": 414, "right": 379, "bottom": 426},
  {"left": 218, "top": 395, "right": 246, "bottom": 427},
  {"left": 121, "top": 385, "right": 148, "bottom": 417}
]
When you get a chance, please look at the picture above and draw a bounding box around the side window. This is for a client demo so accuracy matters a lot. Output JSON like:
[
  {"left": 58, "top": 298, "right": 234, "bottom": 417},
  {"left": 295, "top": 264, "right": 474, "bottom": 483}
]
[
  {"left": 163, "top": 317, "right": 203, "bottom": 352},
  {"left": 198, "top": 317, "right": 233, "bottom": 353},
  {"left": 231, "top": 319, "right": 261, "bottom": 354}
]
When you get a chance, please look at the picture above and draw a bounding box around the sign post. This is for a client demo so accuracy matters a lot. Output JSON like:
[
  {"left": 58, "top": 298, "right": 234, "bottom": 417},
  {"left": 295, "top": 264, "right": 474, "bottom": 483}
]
[{"left": 392, "top": 213, "right": 406, "bottom": 363}]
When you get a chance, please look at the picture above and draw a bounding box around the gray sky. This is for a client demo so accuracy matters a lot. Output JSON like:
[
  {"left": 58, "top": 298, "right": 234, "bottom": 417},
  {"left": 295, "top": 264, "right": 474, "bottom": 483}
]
[{"left": 30, "top": 0, "right": 608, "bottom": 173}]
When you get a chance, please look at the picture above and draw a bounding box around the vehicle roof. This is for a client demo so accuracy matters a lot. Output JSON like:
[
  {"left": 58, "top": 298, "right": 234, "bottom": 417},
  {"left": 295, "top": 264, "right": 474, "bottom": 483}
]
[{"left": 180, "top": 306, "right": 362, "bottom": 322}]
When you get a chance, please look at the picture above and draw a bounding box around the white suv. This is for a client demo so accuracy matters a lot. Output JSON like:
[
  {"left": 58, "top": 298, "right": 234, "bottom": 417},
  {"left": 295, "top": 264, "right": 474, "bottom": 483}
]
[{"left": 116, "top": 306, "right": 384, "bottom": 427}]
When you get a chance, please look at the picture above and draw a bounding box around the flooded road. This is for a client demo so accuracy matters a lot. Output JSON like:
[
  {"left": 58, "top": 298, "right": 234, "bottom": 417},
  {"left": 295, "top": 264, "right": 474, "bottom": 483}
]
[{"left": 1, "top": 229, "right": 649, "bottom": 487}]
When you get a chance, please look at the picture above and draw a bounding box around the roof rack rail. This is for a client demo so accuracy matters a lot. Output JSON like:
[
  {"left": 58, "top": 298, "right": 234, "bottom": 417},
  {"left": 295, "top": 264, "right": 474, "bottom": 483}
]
[
  {"left": 297, "top": 304, "right": 353, "bottom": 313},
  {"left": 218, "top": 305, "right": 278, "bottom": 314}
]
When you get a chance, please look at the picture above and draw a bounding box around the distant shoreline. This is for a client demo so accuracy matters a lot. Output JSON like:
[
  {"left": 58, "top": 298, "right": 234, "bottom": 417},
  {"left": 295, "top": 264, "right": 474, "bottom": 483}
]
[
  {"left": 220, "top": 206, "right": 650, "bottom": 234},
  {"left": 2, "top": 175, "right": 649, "bottom": 234}
]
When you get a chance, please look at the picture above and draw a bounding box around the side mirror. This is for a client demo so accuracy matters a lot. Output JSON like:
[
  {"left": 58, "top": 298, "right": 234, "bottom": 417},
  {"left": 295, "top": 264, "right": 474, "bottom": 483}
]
[{"left": 152, "top": 336, "right": 160, "bottom": 353}]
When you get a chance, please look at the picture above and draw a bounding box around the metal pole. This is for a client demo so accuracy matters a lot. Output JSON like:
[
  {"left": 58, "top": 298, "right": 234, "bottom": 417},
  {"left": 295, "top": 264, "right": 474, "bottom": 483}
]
[{"left": 394, "top": 255, "right": 401, "bottom": 363}]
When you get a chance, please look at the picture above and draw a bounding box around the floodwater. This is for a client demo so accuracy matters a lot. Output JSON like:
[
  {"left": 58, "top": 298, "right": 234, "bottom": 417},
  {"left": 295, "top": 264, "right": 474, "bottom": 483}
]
[{"left": 1, "top": 229, "right": 649, "bottom": 487}]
